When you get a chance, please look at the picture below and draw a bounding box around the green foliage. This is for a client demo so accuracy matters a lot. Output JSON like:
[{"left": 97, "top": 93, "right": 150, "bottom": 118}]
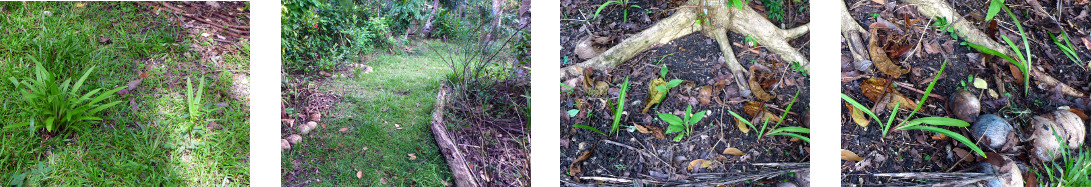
[
  {"left": 728, "top": 90, "right": 809, "bottom": 142},
  {"left": 984, "top": 0, "right": 1004, "bottom": 23},
  {"left": 6, "top": 162, "right": 51, "bottom": 187},
  {"left": 593, "top": 0, "right": 642, "bottom": 21},
  {"left": 841, "top": 60, "right": 986, "bottom": 157},
  {"left": 1037, "top": 129, "right": 1091, "bottom": 186},
  {"left": 656, "top": 65, "right": 684, "bottom": 94},
  {"left": 183, "top": 77, "right": 216, "bottom": 133},
  {"left": 281, "top": 0, "right": 393, "bottom": 74},
  {"left": 728, "top": 0, "right": 750, "bottom": 10},
  {"left": 1050, "top": 31, "right": 1085, "bottom": 70},
  {"left": 6, "top": 63, "right": 124, "bottom": 135},
  {"left": 790, "top": 61, "right": 808, "bottom": 76},
  {"left": 932, "top": 17, "right": 958, "bottom": 40},
  {"left": 659, "top": 105, "right": 708, "bottom": 142},
  {"left": 761, "top": 0, "right": 784, "bottom": 23},
  {"left": 612, "top": 77, "right": 630, "bottom": 135}
]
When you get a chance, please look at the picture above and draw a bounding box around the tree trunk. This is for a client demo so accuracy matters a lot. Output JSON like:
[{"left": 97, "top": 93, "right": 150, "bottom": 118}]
[{"left": 420, "top": 0, "right": 441, "bottom": 38}]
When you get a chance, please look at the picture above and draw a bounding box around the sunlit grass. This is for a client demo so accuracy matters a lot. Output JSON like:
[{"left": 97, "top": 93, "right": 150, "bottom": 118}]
[{"left": 0, "top": 2, "right": 249, "bottom": 186}]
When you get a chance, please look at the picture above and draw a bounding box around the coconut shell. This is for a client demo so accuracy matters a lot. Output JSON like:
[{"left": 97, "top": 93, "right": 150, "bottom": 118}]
[
  {"left": 948, "top": 90, "right": 981, "bottom": 123},
  {"left": 1031, "top": 116, "right": 1064, "bottom": 161},
  {"left": 1052, "top": 110, "right": 1086, "bottom": 147}
]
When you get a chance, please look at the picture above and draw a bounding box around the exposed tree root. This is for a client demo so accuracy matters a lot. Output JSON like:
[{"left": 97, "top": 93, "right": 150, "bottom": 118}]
[
  {"left": 562, "top": 0, "right": 809, "bottom": 98},
  {"left": 843, "top": 0, "right": 1088, "bottom": 97},
  {"left": 841, "top": 1, "right": 870, "bottom": 72}
]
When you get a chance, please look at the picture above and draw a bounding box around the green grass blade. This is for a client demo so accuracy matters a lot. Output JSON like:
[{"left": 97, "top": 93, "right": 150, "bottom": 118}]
[
  {"left": 612, "top": 77, "right": 630, "bottom": 135},
  {"left": 900, "top": 125, "right": 986, "bottom": 157},
  {"left": 901, "top": 117, "right": 970, "bottom": 128},
  {"left": 904, "top": 59, "right": 945, "bottom": 121},
  {"left": 769, "top": 132, "right": 809, "bottom": 143},
  {"left": 768, "top": 126, "right": 810, "bottom": 134},
  {"left": 884, "top": 102, "right": 899, "bottom": 137},
  {"left": 593, "top": 1, "right": 622, "bottom": 20},
  {"left": 841, "top": 93, "right": 882, "bottom": 122},
  {"left": 573, "top": 124, "right": 606, "bottom": 135},
  {"left": 71, "top": 65, "right": 96, "bottom": 92}
]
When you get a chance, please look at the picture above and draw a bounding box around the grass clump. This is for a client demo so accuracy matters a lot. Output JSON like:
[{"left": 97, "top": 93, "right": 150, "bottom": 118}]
[{"left": 6, "top": 63, "right": 124, "bottom": 135}]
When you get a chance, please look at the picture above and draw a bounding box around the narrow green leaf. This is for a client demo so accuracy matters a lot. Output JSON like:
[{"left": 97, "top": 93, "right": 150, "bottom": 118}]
[
  {"left": 573, "top": 124, "right": 607, "bottom": 135},
  {"left": 769, "top": 132, "right": 809, "bottom": 143},
  {"left": 900, "top": 117, "right": 970, "bottom": 129},
  {"left": 769, "top": 126, "right": 810, "bottom": 134},
  {"left": 841, "top": 93, "right": 881, "bottom": 122},
  {"left": 71, "top": 65, "right": 96, "bottom": 92},
  {"left": 593, "top": 1, "right": 622, "bottom": 20},
  {"left": 900, "top": 125, "right": 987, "bottom": 158}
]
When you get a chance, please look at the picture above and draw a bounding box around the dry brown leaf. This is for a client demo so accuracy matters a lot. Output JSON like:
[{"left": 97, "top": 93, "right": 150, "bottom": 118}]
[
  {"left": 408, "top": 153, "right": 417, "bottom": 160},
  {"left": 749, "top": 68, "right": 776, "bottom": 101},
  {"left": 339, "top": 128, "right": 349, "bottom": 133},
  {"left": 860, "top": 78, "right": 890, "bottom": 102},
  {"left": 635, "top": 124, "right": 651, "bottom": 133},
  {"left": 282, "top": 119, "right": 296, "bottom": 127},
  {"left": 744, "top": 102, "right": 764, "bottom": 117},
  {"left": 841, "top": 149, "right": 864, "bottom": 161},
  {"left": 889, "top": 93, "right": 918, "bottom": 110},
  {"left": 699, "top": 86, "right": 713, "bottom": 105},
  {"left": 568, "top": 148, "right": 594, "bottom": 178},
  {"left": 687, "top": 159, "right": 713, "bottom": 170},
  {"left": 635, "top": 124, "right": 668, "bottom": 140},
  {"left": 932, "top": 133, "right": 948, "bottom": 140},
  {"left": 871, "top": 0, "right": 885, "bottom": 4},
  {"left": 1009, "top": 64, "right": 1024, "bottom": 86},
  {"left": 395, "top": 123, "right": 403, "bottom": 130},
  {"left": 736, "top": 117, "right": 751, "bottom": 134},
  {"left": 868, "top": 29, "right": 910, "bottom": 77},
  {"left": 356, "top": 170, "right": 363, "bottom": 179},
  {"left": 848, "top": 102, "right": 871, "bottom": 127},
  {"left": 723, "top": 148, "right": 745, "bottom": 156},
  {"left": 1069, "top": 109, "right": 1089, "bottom": 120}
]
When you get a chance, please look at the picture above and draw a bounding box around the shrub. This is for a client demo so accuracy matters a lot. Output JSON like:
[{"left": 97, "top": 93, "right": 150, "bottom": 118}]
[
  {"left": 281, "top": 0, "right": 393, "bottom": 74},
  {"left": 6, "top": 62, "right": 124, "bottom": 135}
]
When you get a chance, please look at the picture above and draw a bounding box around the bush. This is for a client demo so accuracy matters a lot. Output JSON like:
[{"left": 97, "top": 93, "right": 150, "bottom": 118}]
[
  {"left": 6, "top": 63, "right": 124, "bottom": 135},
  {"left": 281, "top": 0, "right": 393, "bottom": 73}
]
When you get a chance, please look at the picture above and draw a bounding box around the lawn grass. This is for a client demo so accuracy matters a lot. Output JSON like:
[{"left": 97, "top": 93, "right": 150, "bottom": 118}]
[
  {"left": 282, "top": 41, "right": 456, "bottom": 186},
  {"left": 0, "top": 2, "right": 249, "bottom": 186}
]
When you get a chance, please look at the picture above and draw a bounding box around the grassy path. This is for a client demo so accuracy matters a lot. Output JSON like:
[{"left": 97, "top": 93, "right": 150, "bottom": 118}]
[{"left": 283, "top": 41, "right": 455, "bottom": 186}]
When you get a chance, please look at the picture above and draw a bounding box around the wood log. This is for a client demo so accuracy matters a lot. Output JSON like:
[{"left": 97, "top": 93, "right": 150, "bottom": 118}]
[{"left": 430, "top": 84, "right": 480, "bottom": 187}]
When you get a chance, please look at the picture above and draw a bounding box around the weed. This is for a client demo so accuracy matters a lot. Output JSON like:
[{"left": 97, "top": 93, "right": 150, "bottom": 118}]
[
  {"left": 6, "top": 161, "right": 52, "bottom": 187},
  {"left": 1050, "top": 31, "right": 1085, "bottom": 70},
  {"left": 1036, "top": 129, "right": 1091, "bottom": 186},
  {"left": 761, "top": 0, "right": 784, "bottom": 23},
  {"left": 728, "top": 0, "right": 750, "bottom": 10},
  {"left": 869, "top": 13, "right": 880, "bottom": 19},
  {"left": 932, "top": 17, "right": 959, "bottom": 40},
  {"left": 841, "top": 59, "right": 987, "bottom": 157},
  {"left": 592, "top": 0, "right": 642, "bottom": 22},
  {"left": 984, "top": 0, "right": 1004, "bottom": 23},
  {"left": 659, "top": 105, "right": 709, "bottom": 141},
  {"left": 6, "top": 63, "right": 124, "bottom": 135},
  {"left": 183, "top": 76, "right": 215, "bottom": 133},
  {"left": 790, "top": 61, "right": 808, "bottom": 76},
  {"left": 744, "top": 35, "right": 759, "bottom": 47},
  {"left": 965, "top": 3, "right": 1033, "bottom": 95},
  {"left": 612, "top": 77, "right": 631, "bottom": 135},
  {"left": 728, "top": 90, "right": 810, "bottom": 142}
]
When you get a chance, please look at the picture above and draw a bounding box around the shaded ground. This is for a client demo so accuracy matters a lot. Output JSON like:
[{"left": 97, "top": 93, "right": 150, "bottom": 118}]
[
  {"left": 0, "top": 2, "right": 250, "bottom": 186},
  {"left": 560, "top": 1, "right": 811, "bottom": 186},
  {"left": 841, "top": 0, "right": 1091, "bottom": 185}
]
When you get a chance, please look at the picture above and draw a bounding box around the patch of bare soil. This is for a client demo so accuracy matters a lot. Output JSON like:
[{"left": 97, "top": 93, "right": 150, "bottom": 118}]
[
  {"left": 560, "top": 2, "right": 811, "bottom": 186},
  {"left": 841, "top": 0, "right": 1091, "bottom": 185}
]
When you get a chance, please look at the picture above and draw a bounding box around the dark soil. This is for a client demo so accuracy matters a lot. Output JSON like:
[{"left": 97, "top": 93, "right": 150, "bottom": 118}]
[
  {"left": 445, "top": 78, "right": 532, "bottom": 187},
  {"left": 841, "top": 0, "right": 1091, "bottom": 185},
  {"left": 560, "top": 1, "right": 811, "bottom": 186}
]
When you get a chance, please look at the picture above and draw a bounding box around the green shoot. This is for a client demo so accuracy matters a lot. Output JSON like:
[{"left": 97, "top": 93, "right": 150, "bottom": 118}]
[
  {"left": 184, "top": 76, "right": 209, "bottom": 132},
  {"left": 611, "top": 76, "right": 630, "bottom": 135},
  {"left": 1050, "top": 31, "right": 1085, "bottom": 70},
  {"left": 659, "top": 105, "right": 708, "bottom": 142},
  {"left": 984, "top": 0, "right": 1004, "bottom": 23},
  {"left": 592, "top": 0, "right": 641, "bottom": 21}
]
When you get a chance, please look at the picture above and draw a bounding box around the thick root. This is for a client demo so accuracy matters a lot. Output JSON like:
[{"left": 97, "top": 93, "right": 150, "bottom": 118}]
[
  {"left": 559, "top": 6, "right": 701, "bottom": 79},
  {"left": 561, "top": 0, "right": 810, "bottom": 99},
  {"left": 842, "top": 1, "right": 871, "bottom": 72}
]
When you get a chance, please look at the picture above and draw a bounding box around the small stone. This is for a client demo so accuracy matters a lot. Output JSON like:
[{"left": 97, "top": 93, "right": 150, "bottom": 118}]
[
  {"left": 287, "top": 134, "right": 303, "bottom": 144},
  {"left": 298, "top": 121, "right": 318, "bottom": 134},
  {"left": 971, "top": 114, "right": 1013, "bottom": 150},
  {"left": 281, "top": 139, "right": 291, "bottom": 150}
]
